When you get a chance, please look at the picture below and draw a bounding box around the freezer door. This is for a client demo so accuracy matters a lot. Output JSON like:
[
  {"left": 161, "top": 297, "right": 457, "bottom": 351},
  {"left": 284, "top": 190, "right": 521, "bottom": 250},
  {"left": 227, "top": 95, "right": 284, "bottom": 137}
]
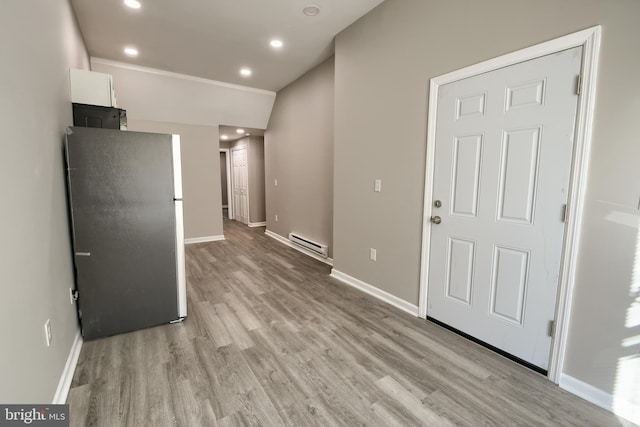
[{"left": 66, "top": 127, "right": 181, "bottom": 340}]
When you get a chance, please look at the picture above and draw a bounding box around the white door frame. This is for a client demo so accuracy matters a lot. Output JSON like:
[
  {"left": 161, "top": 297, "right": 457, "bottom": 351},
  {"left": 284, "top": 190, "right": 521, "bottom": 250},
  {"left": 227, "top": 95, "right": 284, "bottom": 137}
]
[
  {"left": 418, "top": 26, "right": 601, "bottom": 383},
  {"left": 220, "top": 148, "right": 233, "bottom": 220}
]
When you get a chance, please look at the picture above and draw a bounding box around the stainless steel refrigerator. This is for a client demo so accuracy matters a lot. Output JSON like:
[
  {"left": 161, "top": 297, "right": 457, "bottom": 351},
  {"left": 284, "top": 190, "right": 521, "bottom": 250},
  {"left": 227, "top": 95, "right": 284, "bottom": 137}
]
[{"left": 65, "top": 126, "right": 186, "bottom": 340}]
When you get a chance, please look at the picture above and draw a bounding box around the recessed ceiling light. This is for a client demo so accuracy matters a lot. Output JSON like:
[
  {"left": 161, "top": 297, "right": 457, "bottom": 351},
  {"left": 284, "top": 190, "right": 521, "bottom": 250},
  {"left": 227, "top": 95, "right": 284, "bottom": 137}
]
[
  {"left": 123, "top": 0, "right": 141, "bottom": 9},
  {"left": 236, "top": 129, "right": 245, "bottom": 134},
  {"left": 245, "top": 133, "right": 250, "bottom": 136},
  {"left": 270, "top": 39, "right": 283, "bottom": 48},
  {"left": 220, "top": 135, "right": 228, "bottom": 140},
  {"left": 124, "top": 47, "right": 138, "bottom": 57},
  {"left": 240, "top": 67, "right": 252, "bottom": 77},
  {"left": 302, "top": 5, "right": 320, "bottom": 16}
]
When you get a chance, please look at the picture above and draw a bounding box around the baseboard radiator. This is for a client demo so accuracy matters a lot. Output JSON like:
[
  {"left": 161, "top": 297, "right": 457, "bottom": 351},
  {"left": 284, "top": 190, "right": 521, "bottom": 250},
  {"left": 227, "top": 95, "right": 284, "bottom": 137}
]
[{"left": 288, "top": 233, "right": 328, "bottom": 258}]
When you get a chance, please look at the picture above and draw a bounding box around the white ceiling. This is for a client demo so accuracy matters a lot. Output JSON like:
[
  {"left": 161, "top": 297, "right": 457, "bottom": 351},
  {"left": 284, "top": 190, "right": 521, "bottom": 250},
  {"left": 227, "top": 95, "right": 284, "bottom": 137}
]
[
  {"left": 219, "top": 125, "right": 265, "bottom": 142},
  {"left": 70, "top": 0, "right": 385, "bottom": 92}
]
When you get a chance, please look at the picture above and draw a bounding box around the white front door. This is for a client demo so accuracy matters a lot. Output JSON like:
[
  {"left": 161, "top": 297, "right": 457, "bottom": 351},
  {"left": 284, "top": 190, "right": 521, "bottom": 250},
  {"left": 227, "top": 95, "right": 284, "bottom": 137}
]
[
  {"left": 427, "top": 47, "right": 582, "bottom": 370},
  {"left": 231, "top": 147, "right": 249, "bottom": 225}
]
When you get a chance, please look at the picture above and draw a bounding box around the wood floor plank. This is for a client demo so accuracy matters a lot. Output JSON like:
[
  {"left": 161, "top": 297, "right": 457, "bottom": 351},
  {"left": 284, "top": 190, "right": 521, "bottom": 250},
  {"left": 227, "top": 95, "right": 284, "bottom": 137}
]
[
  {"left": 236, "top": 254, "right": 261, "bottom": 271},
  {"left": 197, "top": 300, "right": 233, "bottom": 348},
  {"left": 382, "top": 315, "right": 492, "bottom": 380},
  {"left": 117, "top": 364, "right": 146, "bottom": 426},
  {"left": 222, "top": 291, "right": 262, "bottom": 331},
  {"left": 277, "top": 400, "right": 326, "bottom": 427},
  {"left": 67, "top": 218, "right": 632, "bottom": 427},
  {"left": 68, "top": 384, "right": 90, "bottom": 427},
  {"left": 233, "top": 270, "right": 267, "bottom": 296},
  {"left": 171, "top": 379, "right": 219, "bottom": 427},
  {"left": 214, "top": 302, "right": 255, "bottom": 350},
  {"left": 234, "top": 387, "right": 286, "bottom": 427},
  {"left": 371, "top": 399, "right": 425, "bottom": 427},
  {"left": 375, "top": 375, "right": 455, "bottom": 427}
]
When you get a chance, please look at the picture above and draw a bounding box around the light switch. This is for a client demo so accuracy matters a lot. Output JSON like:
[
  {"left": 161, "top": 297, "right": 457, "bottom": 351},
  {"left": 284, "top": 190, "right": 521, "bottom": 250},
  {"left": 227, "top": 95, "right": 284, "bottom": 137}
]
[
  {"left": 369, "top": 248, "right": 377, "bottom": 261},
  {"left": 274, "top": 179, "right": 278, "bottom": 187},
  {"left": 374, "top": 179, "right": 382, "bottom": 192}
]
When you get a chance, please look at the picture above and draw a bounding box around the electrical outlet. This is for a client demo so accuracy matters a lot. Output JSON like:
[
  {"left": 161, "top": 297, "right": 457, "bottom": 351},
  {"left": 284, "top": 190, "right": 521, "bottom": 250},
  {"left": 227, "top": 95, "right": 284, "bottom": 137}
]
[
  {"left": 44, "top": 319, "right": 52, "bottom": 347},
  {"left": 275, "top": 179, "right": 278, "bottom": 187},
  {"left": 374, "top": 179, "right": 382, "bottom": 192},
  {"left": 369, "top": 248, "right": 377, "bottom": 261},
  {"left": 275, "top": 214, "right": 278, "bottom": 222}
]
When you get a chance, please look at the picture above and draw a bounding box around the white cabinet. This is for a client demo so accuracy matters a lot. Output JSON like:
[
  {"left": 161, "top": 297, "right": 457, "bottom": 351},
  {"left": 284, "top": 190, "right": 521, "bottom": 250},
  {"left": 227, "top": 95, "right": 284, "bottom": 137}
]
[{"left": 69, "top": 69, "right": 117, "bottom": 107}]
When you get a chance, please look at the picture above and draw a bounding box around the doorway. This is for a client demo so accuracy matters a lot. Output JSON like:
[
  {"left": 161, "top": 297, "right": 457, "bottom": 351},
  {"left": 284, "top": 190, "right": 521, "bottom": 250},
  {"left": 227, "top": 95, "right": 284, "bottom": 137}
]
[
  {"left": 418, "top": 27, "right": 601, "bottom": 381},
  {"left": 427, "top": 46, "right": 582, "bottom": 373},
  {"left": 219, "top": 125, "right": 266, "bottom": 228}
]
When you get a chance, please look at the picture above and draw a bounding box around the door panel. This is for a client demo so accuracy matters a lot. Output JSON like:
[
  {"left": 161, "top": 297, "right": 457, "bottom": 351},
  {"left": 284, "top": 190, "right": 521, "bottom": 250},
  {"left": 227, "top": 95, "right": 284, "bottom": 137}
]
[
  {"left": 489, "top": 246, "right": 529, "bottom": 324},
  {"left": 497, "top": 127, "right": 541, "bottom": 224},
  {"left": 427, "top": 47, "right": 582, "bottom": 370},
  {"left": 445, "top": 237, "right": 475, "bottom": 305},
  {"left": 451, "top": 134, "right": 483, "bottom": 218}
]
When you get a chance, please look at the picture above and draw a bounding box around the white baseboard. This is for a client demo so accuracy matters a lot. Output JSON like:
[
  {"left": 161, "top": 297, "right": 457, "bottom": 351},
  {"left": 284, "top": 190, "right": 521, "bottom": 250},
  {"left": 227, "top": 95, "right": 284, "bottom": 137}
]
[
  {"left": 559, "top": 374, "right": 639, "bottom": 425},
  {"left": 184, "top": 235, "right": 225, "bottom": 244},
  {"left": 265, "top": 229, "right": 333, "bottom": 266},
  {"left": 330, "top": 269, "right": 419, "bottom": 317},
  {"left": 559, "top": 374, "right": 612, "bottom": 411},
  {"left": 248, "top": 221, "right": 267, "bottom": 228},
  {"left": 53, "top": 330, "right": 83, "bottom": 404}
]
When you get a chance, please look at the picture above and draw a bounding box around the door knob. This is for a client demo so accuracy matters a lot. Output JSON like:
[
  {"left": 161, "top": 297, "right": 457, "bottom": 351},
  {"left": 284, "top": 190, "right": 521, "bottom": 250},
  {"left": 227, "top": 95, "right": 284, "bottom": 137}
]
[{"left": 430, "top": 216, "right": 442, "bottom": 224}]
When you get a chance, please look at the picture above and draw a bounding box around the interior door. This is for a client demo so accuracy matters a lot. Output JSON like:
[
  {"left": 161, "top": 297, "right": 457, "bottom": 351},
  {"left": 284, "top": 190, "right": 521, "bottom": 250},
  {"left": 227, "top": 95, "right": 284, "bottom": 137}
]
[
  {"left": 427, "top": 47, "right": 582, "bottom": 370},
  {"left": 231, "top": 147, "right": 249, "bottom": 224}
]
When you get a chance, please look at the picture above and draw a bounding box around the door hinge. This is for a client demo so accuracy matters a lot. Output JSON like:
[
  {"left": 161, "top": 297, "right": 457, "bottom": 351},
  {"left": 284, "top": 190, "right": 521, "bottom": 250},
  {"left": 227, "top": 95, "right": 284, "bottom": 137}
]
[
  {"left": 548, "top": 320, "right": 556, "bottom": 337},
  {"left": 562, "top": 204, "right": 568, "bottom": 223},
  {"left": 575, "top": 74, "right": 582, "bottom": 96},
  {"left": 71, "top": 290, "right": 79, "bottom": 302}
]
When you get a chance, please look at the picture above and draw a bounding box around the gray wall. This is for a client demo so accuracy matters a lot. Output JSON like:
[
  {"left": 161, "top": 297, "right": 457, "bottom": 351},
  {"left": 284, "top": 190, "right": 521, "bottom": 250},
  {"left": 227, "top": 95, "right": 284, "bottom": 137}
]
[
  {"left": 0, "top": 0, "right": 89, "bottom": 402},
  {"left": 333, "top": 0, "right": 640, "bottom": 400},
  {"left": 230, "top": 136, "right": 266, "bottom": 224},
  {"left": 265, "top": 57, "right": 335, "bottom": 256},
  {"left": 220, "top": 152, "right": 228, "bottom": 206},
  {"left": 90, "top": 61, "right": 275, "bottom": 242},
  {"left": 127, "top": 119, "right": 223, "bottom": 239},
  {"left": 248, "top": 137, "right": 266, "bottom": 224}
]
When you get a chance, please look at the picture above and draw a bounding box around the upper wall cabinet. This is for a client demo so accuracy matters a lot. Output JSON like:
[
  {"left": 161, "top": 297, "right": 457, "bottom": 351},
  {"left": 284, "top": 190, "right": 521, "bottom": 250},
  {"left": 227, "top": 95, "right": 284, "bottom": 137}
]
[{"left": 70, "top": 69, "right": 117, "bottom": 107}]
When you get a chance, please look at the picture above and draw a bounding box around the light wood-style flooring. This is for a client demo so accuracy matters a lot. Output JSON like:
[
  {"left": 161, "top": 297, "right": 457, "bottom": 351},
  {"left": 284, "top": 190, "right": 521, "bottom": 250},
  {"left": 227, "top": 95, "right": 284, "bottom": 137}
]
[{"left": 67, "top": 219, "right": 632, "bottom": 426}]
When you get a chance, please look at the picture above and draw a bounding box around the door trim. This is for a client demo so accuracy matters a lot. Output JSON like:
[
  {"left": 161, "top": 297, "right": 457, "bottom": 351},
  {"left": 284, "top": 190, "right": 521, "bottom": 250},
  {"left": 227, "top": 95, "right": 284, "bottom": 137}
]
[
  {"left": 418, "top": 26, "right": 601, "bottom": 383},
  {"left": 220, "top": 148, "right": 233, "bottom": 220}
]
